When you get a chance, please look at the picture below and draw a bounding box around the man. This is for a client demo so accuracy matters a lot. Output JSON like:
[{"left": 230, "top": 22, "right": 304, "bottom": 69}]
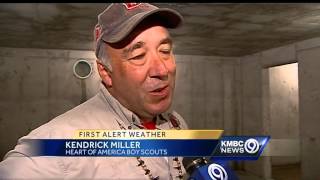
[{"left": 0, "top": 3, "right": 188, "bottom": 180}]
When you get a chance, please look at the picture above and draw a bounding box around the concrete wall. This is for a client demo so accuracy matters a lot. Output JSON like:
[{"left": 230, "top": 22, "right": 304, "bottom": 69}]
[
  {"left": 269, "top": 63, "right": 300, "bottom": 165},
  {"left": 238, "top": 53, "right": 271, "bottom": 178},
  {"left": 239, "top": 46, "right": 298, "bottom": 179},
  {"left": 297, "top": 41, "right": 320, "bottom": 180},
  {"left": 240, "top": 37, "right": 320, "bottom": 179},
  {"left": 0, "top": 47, "right": 239, "bottom": 159},
  {"left": 0, "top": 47, "right": 101, "bottom": 159},
  {"left": 173, "top": 55, "right": 239, "bottom": 135}
]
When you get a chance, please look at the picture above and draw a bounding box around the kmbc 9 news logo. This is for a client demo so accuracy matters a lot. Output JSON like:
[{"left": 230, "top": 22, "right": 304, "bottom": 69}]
[{"left": 213, "top": 136, "right": 269, "bottom": 160}]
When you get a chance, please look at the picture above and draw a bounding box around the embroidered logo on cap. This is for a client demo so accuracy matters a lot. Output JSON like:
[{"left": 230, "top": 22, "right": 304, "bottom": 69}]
[{"left": 123, "top": 3, "right": 141, "bottom": 10}]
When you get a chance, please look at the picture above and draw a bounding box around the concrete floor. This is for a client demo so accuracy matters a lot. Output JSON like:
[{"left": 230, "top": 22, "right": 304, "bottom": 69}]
[
  {"left": 236, "top": 164, "right": 301, "bottom": 180},
  {"left": 237, "top": 171, "right": 265, "bottom": 180},
  {"left": 272, "top": 164, "right": 300, "bottom": 180}
]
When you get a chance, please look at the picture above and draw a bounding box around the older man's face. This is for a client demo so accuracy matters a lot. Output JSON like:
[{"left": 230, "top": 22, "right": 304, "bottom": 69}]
[{"left": 106, "top": 25, "right": 176, "bottom": 119}]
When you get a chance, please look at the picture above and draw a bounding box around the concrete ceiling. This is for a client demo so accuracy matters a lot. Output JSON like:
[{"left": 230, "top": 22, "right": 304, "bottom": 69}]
[{"left": 1, "top": 3, "right": 320, "bottom": 57}]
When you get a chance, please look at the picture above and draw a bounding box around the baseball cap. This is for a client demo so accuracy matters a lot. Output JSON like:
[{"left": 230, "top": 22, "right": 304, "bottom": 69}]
[{"left": 94, "top": 3, "right": 183, "bottom": 59}]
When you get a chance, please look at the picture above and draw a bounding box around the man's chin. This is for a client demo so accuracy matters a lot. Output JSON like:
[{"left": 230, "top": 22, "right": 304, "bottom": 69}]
[{"left": 146, "top": 101, "right": 172, "bottom": 115}]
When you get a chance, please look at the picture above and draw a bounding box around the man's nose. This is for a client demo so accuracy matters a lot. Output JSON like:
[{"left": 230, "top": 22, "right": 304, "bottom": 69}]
[{"left": 149, "top": 52, "right": 169, "bottom": 80}]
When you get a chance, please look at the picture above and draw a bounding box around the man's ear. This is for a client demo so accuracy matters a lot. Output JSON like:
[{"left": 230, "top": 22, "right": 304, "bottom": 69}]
[{"left": 96, "top": 60, "right": 112, "bottom": 87}]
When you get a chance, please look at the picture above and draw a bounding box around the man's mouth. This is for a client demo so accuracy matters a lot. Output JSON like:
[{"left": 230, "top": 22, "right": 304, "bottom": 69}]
[{"left": 149, "top": 85, "right": 170, "bottom": 97}]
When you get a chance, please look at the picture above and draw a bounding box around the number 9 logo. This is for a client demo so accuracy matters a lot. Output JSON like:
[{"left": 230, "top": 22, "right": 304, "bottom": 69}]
[
  {"left": 244, "top": 138, "right": 260, "bottom": 154},
  {"left": 208, "top": 163, "right": 228, "bottom": 180}
]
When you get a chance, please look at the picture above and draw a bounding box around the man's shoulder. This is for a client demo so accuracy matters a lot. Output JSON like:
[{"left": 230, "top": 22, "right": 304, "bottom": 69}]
[{"left": 26, "top": 92, "right": 120, "bottom": 139}]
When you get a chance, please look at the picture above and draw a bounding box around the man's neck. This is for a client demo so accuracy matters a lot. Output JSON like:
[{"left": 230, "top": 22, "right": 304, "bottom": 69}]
[
  {"left": 140, "top": 116, "right": 156, "bottom": 123},
  {"left": 140, "top": 117, "right": 157, "bottom": 130}
]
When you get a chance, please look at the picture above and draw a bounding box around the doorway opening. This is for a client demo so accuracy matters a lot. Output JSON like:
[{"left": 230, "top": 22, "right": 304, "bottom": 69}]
[{"left": 263, "top": 63, "right": 301, "bottom": 180}]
